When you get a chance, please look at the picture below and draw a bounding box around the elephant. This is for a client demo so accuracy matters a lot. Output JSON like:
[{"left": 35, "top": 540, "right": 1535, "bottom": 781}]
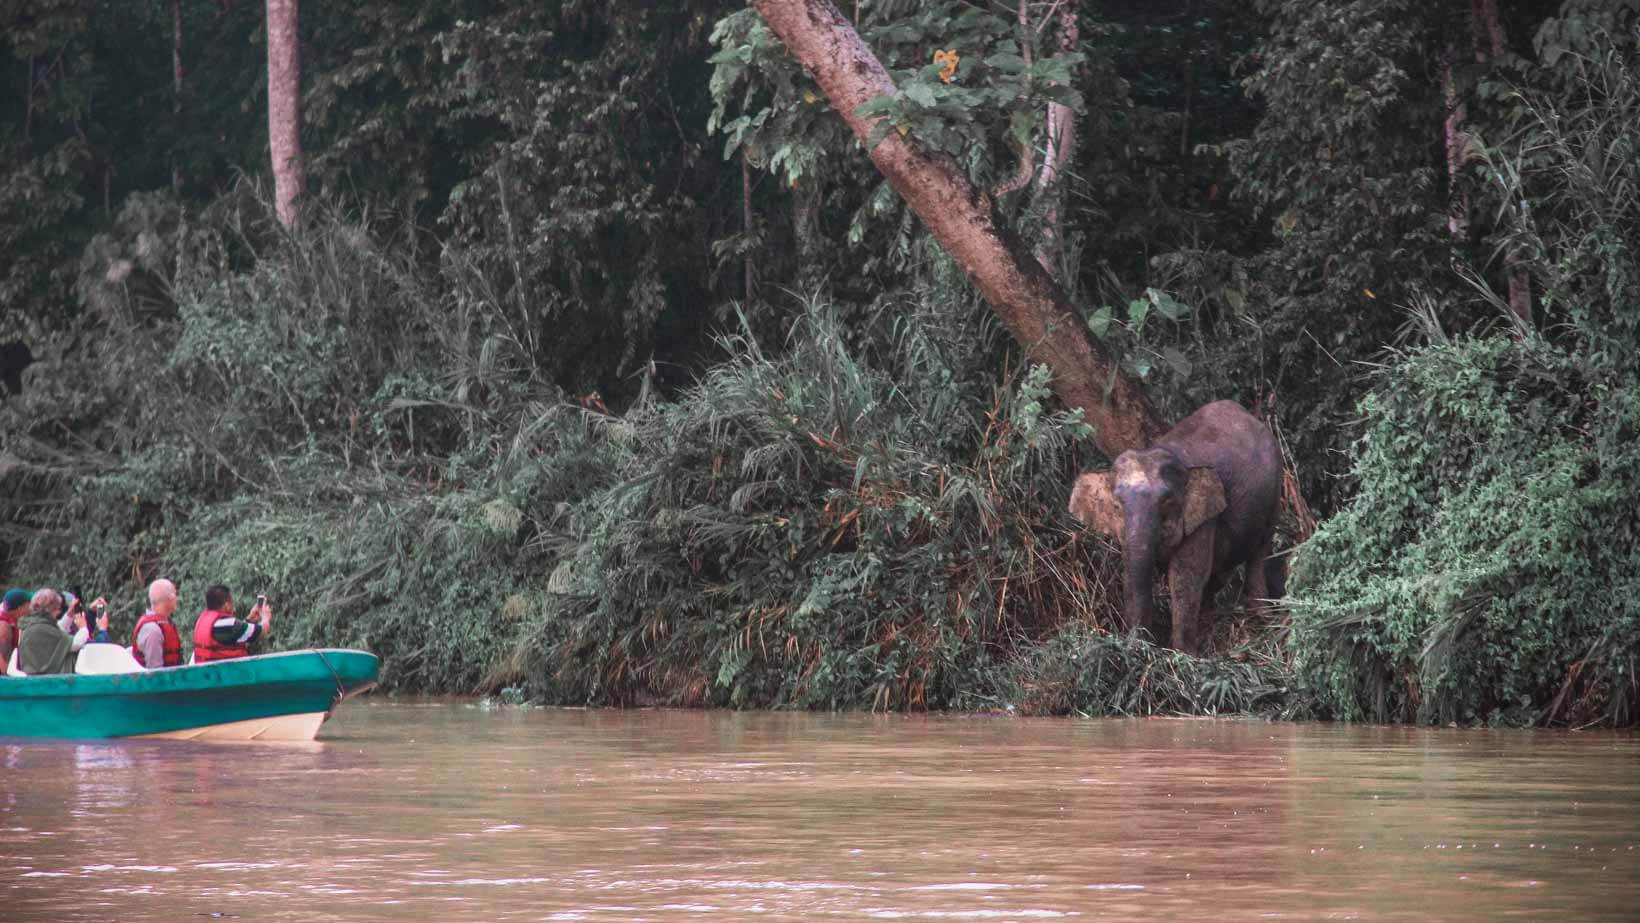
[{"left": 1067, "top": 400, "right": 1282, "bottom": 653}]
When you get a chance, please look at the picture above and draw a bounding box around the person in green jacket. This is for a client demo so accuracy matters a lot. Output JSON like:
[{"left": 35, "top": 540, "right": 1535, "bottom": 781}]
[{"left": 17, "top": 587, "right": 76, "bottom": 675}]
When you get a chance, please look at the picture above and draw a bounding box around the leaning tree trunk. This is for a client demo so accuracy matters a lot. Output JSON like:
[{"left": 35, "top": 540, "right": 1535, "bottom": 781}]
[
  {"left": 750, "top": 0, "right": 1164, "bottom": 458},
  {"left": 266, "top": 0, "right": 304, "bottom": 228}
]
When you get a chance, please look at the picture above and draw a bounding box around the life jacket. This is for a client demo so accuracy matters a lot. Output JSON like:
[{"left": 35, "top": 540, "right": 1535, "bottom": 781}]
[
  {"left": 130, "top": 612, "right": 183, "bottom": 667},
  {"left": 0, "top": 606, "right": 19, "bottom": 656},
  {"left": 192, "top": 608, "right": 250, "bottom": 662}
]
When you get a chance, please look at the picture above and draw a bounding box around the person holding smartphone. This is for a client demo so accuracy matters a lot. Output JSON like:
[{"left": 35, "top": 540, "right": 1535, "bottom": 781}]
[
  {"left": 59, "top": 589, "right": 109, "bottom": 652},
  {"left": 89, "top": 602, "right": 112, "bottom": 643},
  {"left": 191, "top": 584, "right": 272, "bottom": 663}
]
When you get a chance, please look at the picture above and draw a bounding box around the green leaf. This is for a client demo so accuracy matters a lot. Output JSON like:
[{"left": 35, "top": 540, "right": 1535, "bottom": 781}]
[
  {"left": 983, "top": 52, "right": 1027, "bottom": 74},
  {"left": 865, "top": 120, "right": 895, "bottom": 151},
  {"left": 1127, "top": 298, "right": 1150, "bottom": 329},
  {"left": 903, "top": 82, "right": 937, "bottom": 108},
  {"left": 716, "top": 647, "right": 750, "bottom": 687},
  {"left": 855, "top": 95, "right": 899, "bottom": 118},
  {"left": 1009, "top": 110, "right": 1034, "bottom": 147},
  {"left": 1148, "top": 288, "right": 1190, "bottom": 321},
  {"left": 1040, "top": 85, "right": 1084, "bottom": 109},
  {"left": 1033, "top": 57, "right": 1075, "bottom": 84},
  {"left": 1087, "top": 305, "right": 1113, "bottom": 339},
  {"left": 1162, "top": 347, "right": 1192, "bottom": 378}
]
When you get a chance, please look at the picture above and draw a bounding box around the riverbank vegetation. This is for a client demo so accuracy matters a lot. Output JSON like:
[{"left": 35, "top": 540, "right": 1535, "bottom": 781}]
[{"left": 2, "top": 1, "right": 1636, "bottom": 725}]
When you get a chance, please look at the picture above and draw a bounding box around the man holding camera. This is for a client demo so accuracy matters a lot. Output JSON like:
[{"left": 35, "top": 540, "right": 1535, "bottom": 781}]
[{"left": 192, "top": 584, "right": 272, "bottom": 662}]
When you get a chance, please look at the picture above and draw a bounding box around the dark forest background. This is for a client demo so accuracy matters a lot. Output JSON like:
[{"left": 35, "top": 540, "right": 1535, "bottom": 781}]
[{"left": 3, "top": 0, "right": 1637, "bottom": 725}]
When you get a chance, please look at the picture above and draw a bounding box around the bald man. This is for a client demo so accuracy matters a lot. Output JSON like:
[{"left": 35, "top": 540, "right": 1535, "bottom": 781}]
[{"left": 131, "top": 578, "right": 184, "bottom": 668}]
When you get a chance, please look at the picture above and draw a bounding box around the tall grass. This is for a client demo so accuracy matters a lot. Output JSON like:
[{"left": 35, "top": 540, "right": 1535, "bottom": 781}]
[{"left": 514, "top": 295, "right": 1115, "bottom": 708}]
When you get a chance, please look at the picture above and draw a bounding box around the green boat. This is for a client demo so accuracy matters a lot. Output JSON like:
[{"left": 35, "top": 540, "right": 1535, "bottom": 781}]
[{"left": 0, "top": 647, "right": 379, "bottom": 741}]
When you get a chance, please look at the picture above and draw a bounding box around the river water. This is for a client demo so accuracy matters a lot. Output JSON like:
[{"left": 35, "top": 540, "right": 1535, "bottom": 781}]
[{"left": 4, "top": 701, "right": 1638, "bottom": 920}]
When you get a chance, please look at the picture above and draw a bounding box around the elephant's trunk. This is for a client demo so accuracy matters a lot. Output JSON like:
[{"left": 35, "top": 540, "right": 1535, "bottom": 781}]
[{"left": 1122, "top": 506, "right": 1161, "bottom": 640}]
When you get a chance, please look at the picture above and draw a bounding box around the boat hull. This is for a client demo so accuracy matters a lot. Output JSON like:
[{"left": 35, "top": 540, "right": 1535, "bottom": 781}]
[{"left": 0, "top": 649, "right": 378, "bottom": 740}]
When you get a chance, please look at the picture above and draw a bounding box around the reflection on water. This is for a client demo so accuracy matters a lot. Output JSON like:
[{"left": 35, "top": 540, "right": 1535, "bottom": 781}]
[{"left": 3, "top": 703, "right": 1639, "bottom": 920}]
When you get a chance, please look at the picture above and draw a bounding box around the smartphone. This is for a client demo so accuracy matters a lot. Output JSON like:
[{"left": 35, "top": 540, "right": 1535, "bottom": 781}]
[{"left": 257, "top": 594, "right": 268, "bottom": 608}]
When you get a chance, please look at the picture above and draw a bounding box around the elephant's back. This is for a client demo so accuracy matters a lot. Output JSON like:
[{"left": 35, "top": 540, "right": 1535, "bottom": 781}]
[{"left": 1156, "top": 400, "right": 1281, "bottom": 549}]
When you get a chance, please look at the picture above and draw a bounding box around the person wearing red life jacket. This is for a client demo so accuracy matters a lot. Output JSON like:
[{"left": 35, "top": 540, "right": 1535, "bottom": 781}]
[
  {"left": 131, "top": 578, "right": 183, "bottom": 668},
  {"left": 0, "top": 587, "right": 31, "bottom": 671},
  {"left": 191, "top": 584, "right": 271, "bottom": 662}
]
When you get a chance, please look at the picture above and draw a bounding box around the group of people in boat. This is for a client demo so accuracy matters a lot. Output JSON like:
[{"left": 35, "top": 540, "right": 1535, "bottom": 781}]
[{"left": 0, "top": 578, "right": 273, "bottom": 676}]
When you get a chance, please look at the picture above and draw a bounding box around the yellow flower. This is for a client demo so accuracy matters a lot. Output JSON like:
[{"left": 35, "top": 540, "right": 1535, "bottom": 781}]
[{"left": 934, "top": 49, "right": 959, "bottom": 84}]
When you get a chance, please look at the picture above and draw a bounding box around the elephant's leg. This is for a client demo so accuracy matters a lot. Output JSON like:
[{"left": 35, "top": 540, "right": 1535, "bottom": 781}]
[
  {"left": 1241, "top": 538, "right": 1274, "bottom": 610},
  {"left": 1200, "top": 571, "right": 1229, "bottom": 615},
  {"left": 1167, "top": 522, "right": 1217, "bottom": 654}
]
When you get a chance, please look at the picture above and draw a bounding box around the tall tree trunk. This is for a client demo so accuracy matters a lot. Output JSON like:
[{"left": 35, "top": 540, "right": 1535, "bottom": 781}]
[
  {"left": 793, "top": 182, "right": 825, "bottom": 295},
  {"left": 1034, "top": 3, "right": 1079, "bottom": 274},
  {"left": 23, "top": 55, "right": 33, "bottom": 142},
  {"left": 266, "top": 0, "right": 304, "bottom": 228},
  {"left": 1472, "top": 0, "right": 1506, "bottom": 59},
  {"left": 1440, "top": 0, "right": 1528, "bottom": 326},
  {"left": 1471, "top": 0, "right": 1530, "bottom": 326},
  {"left": 742, "top": 150, "right": 755, "bottom": 302},
  {"left": 1441, "top": 47, "right": 1469, "bottom": 240},
  {"left": 1177, "top": 0, "right": 1196, "bottom": 157},
  {"left": 172, "top": 0, "right": 183, "bottom": 192},
  {"left": 994, "top": 0, "right": 1035, "bottom": 199},
  {"left": 750, "top": 0, "right": 1163, "bottom": 458}
]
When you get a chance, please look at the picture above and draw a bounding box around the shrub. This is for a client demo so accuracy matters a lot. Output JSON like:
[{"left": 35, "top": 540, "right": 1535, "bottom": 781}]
[
  {"left": 1288, "top": 338, "right": 1640, "bottom": 725},
  {"left": 1288, "top": 31, "right": 1640, "bottom": 726}
]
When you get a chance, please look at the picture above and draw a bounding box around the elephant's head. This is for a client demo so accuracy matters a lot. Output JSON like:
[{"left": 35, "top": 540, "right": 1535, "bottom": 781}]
[{"left": 1068, "top": 448, "right": 1227, "bottom": 636}]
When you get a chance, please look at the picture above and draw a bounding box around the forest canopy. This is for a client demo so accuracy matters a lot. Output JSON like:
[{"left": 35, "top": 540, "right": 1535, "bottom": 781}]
[{"left": 2, "top": 0, "right": 1637, "bottom": 725}]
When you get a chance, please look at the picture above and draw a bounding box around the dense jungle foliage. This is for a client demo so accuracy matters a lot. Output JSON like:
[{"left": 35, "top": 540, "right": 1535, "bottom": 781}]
[{"left": 2, "top": 0, "right": 1637, "bottom": 724}]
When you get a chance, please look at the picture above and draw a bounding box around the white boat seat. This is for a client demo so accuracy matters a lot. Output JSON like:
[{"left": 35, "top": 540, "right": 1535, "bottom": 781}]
[
  {"left": 75, "top": 643, "right": 146, "bottom": 675},
  {"left": 5, "top": 650, "right": 21, "bottom": 677}
]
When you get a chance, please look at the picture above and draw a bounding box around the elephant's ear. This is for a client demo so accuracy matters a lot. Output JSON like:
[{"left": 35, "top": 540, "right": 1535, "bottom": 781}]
[
  {"left": 1068, "top": 472, "right": 1123, "bottom": 540},
  {"left": 1181, "top": 467, "right": 1227, "bottom": 536}
]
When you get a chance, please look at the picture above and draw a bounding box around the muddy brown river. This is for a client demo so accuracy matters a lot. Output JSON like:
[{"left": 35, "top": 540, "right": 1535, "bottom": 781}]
[{"left": 3, "top": 700, "right": 1638, "bottom": 920}]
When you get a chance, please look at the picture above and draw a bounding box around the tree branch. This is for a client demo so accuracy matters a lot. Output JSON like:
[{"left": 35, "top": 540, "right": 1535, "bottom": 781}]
[{"left": 750, "top": 0, "right": 1164, "bottom": 457}]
